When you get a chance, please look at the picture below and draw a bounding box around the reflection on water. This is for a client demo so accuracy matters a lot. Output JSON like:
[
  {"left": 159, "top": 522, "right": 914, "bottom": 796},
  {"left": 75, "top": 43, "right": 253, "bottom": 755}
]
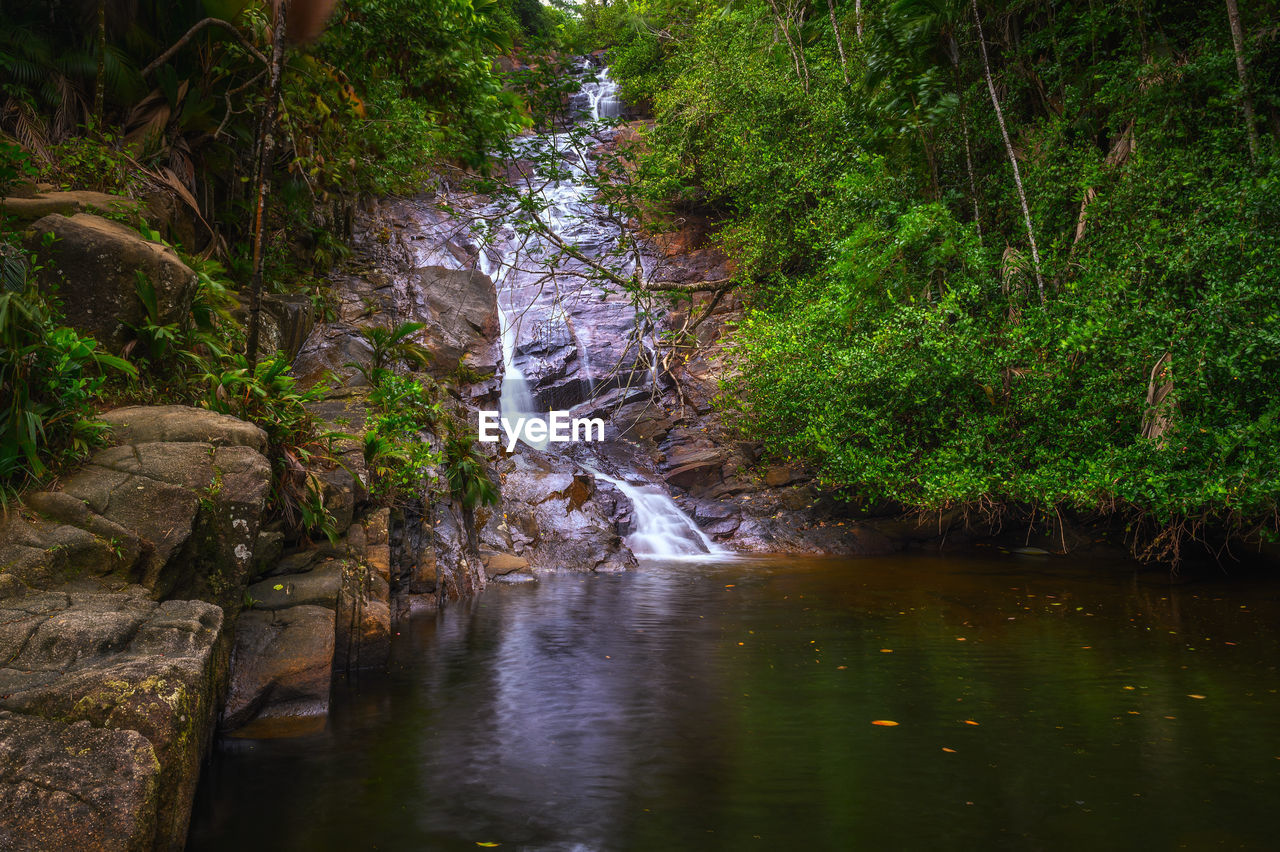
[{"left": 188, "top": 556, "right": 1280, "bottom": 851}]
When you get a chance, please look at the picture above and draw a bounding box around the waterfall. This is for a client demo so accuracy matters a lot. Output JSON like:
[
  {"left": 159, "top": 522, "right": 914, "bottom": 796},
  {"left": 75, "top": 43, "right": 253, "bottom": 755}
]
[
  {"left": 580, "top": 66, "right": 623, "bottom": 121},
  {"left": 484, "top": 61, "right": 720, "bottom": 559},
  {"left": 588, "top": 468, "right": 721, "bottom": 557}
]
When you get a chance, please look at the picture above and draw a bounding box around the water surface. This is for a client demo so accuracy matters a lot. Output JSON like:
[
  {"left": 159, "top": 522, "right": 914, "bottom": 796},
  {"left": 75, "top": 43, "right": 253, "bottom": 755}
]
[{"left": 188, "top": 555, "right": 1280, "bottom": 850}]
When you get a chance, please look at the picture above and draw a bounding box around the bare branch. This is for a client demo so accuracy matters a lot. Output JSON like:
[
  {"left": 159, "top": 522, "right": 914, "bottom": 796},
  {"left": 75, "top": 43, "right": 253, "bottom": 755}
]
[{"left": 141, "top": 17, "right": 268, "bottom": 79}]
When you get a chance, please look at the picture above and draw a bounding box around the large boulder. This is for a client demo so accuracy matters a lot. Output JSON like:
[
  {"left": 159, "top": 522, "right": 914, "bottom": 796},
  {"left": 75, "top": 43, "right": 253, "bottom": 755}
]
[
  {"left": 0, "top": 592, "right": 227, "bottom": 851},
  {"left": 1, "top": 190, "right": 141, "bottom": 225},
  {"left": 22, "top": 213, "right": 197, "bottom": 351},
  {"left": 0, "top": 406, "right": 272, "bottom": 607},
  {"left": 56, "top": 440, "right": 271, "bottom": 604},
  {"left": 99, "top": 405, "right": 267, "bottom": 453},
  {"left": 479, "top": 447, "right": 637, "bottom": 574}
]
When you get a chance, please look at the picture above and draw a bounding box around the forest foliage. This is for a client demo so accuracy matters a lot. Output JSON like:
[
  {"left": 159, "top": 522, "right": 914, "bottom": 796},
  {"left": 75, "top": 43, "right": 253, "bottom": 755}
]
[
  {"left": 584, "top": 0, "right": 1280, "bottom": 558},
  {"left": 0, "top": 0, "right": 555, "bottom": 505}
]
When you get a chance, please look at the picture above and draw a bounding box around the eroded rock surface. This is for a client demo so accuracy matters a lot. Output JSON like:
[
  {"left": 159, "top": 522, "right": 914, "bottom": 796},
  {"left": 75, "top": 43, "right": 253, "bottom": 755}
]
[{"left": 0, "top": 592, "right": 226, "bottom": 851}]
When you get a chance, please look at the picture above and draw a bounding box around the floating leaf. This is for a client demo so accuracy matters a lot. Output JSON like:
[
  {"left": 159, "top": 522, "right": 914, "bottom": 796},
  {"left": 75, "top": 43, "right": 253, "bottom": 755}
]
[
  {"left": 871, "top": 720, "right": 899, "bottom": 726},
  {"left": 880, "top": 649, "right": 893, "bottom": 653},
  {"left": 273, "top": 584, "right": 284, "bottom": 591},
  {"left": 942, "top": 747, "right": 957, "bottom": 753},
  {"left": 963, "top": 720, "right": 980, "bottom": 726},
  {"left": 1187, "top": 694, "right": 1206, "bottom": 700},
  {"left": 476, "top": 844, "right": 500, "bottom": 848}
]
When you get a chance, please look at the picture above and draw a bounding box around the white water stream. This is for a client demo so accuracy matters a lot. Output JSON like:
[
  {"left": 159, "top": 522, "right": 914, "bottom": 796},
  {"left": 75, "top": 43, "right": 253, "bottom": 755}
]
[{"left": 483, "top": 62, "right": 721, "bottom": 558}]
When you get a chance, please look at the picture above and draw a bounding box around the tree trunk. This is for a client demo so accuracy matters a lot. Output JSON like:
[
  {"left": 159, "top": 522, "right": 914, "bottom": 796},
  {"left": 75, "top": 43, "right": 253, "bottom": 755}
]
[
  {"left": 972, "top": 0, "right": 1046, "bottom": 304},
  {"left": 827, "top": 0, "right": 849, "bottom": 84},
  {"left": 856, "top": 0, "right": 864, "bottom": 41},
  {"left": 960, "top": 97, "right": 982, "bottom": 241},
  {"left": 246, "top": 0, "right": 290, "bottom": 367},
  {"left": 1224, "top": 0, "right": 1260, "bottom": 164},
  {"left": 93, "top": 0, "right": 106, "bottom": 131}
]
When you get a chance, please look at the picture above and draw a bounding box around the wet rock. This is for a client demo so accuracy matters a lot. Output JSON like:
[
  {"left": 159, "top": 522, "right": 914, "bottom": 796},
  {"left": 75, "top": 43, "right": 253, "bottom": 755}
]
[
  {"left": 22, "top": 213, "right": 196, "bottom": 351},
  {"left": 482, "top": 447, "right": 637, "bottom": 573},
  {"left": 221, "top": 606, "right": 335, "bottom": 731},
  {"left": 246, "top": 560, "right": 344, "bottom": 610},
  {"left": 335, "top": 560, "right": 391, "bottom": 670},
  {"left": 663, "top": 459, "right": 724, "bottom": 492},
  {"left": 481, "top": 552, "right": 531, "bottom": 578}
]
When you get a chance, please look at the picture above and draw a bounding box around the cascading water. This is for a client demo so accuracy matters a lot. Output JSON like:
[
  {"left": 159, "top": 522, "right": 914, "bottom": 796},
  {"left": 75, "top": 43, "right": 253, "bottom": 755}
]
[
  {"left": 587, "top": 469, "right": 718, "bottom": 557},
  {"left": 580, "top": 66, "right": 623, "bottom": 120},
  {"left": 486, "top": 61, "right": 721, "bottom": 558}
]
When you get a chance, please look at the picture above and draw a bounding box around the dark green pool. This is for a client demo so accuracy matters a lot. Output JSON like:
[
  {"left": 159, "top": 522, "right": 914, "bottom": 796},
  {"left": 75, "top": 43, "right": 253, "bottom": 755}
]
[{"left": 187, "top": 554, "right": 1280, "bottom": 850}]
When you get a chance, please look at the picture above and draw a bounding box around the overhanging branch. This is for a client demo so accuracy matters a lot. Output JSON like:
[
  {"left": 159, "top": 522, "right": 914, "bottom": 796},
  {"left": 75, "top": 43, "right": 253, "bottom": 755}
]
[{"left": 141, "top": 18, "right": 268, "bottom": 79}]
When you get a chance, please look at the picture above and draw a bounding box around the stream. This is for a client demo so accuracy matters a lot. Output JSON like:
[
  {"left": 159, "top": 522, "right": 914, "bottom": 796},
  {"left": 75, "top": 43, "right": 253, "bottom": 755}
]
[{"left": 185, "top": 66, "right": 1280, "bottom": 850}]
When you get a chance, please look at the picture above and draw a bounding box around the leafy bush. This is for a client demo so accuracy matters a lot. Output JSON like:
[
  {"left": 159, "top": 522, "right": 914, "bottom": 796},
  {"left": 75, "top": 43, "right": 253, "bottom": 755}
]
[
  {"left": 0, "top": 254, "right": 136, "bottom": 500},
  {"left": 600, "top": 0, "right": 1280, "bottom": 560}
]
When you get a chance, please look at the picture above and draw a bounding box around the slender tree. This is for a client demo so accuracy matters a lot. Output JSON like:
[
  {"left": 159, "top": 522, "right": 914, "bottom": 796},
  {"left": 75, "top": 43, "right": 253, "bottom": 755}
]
[
  {"left": 827, "top": 0, "right": 850, "bottom": 83},
  {"left": 971, "top": 0, "right": 1045, "bottom": 303},
  {"left": 93, "top": 0, "right": 106, "bottom": 130},
  {"left": 1224, "top": 0, "right": 1260, "bottom": 164},
  {"left": 245, "top": 0, "right": 291, "bottom": 366}
]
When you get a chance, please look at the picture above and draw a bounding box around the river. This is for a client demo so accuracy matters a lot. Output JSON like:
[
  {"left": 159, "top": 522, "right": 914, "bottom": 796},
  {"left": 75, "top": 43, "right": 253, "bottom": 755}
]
[{"left": 189, "top": 554, "right": 1280, "bottom": 850}]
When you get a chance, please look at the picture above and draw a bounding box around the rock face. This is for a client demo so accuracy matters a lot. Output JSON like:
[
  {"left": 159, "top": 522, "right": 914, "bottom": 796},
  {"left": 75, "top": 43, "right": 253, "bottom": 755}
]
[
  {"left": 22, "top": 213, "right": 198, "bottom": 352},
  {"left": 0, "top": 592, "right": 227, "bottom": 851},
  {"left": 479, "top": 446, "right": 637, "bottom": 575},
  {"left": 0, "top": 406, "right": 272, "bottom": 851},
  {"left": 411, "top": 265, "right": 500, "bottom": 375},
  {"left": 292, "top": 240, "right": 501, "bottom": 396},
  {"left": 0, "top": 711, "right": 159, "bottom": 852}
]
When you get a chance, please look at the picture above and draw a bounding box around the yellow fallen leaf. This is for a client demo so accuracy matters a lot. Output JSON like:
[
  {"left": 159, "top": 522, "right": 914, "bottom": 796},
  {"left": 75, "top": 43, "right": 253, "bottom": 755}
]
[
  {"left": 476, "top": 844, "right": 500, "bottom": 848},
  {"left": 871, "top": 720, "right": 899, "bottom": 726},
  {"left": 964, "top": 720, "right": 980, "bottom": 726},
  {"left": 1187, "top": 694, "right": 1206, "bottom": 700},
  {"left": 942, "top": 747, "right": 957, "bottom": 753},
  {"left": 880, "top": 649, "right": 893, "bottom": 653}
]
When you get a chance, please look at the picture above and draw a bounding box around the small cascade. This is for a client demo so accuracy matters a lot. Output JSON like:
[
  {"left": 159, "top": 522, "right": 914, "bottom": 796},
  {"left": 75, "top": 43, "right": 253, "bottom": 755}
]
[
  {"left": 588, "top": 469, "right": 721, "bottom": 558},
  {"left": 580, "top": 66, "right": 623, "bottom": 121}
]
